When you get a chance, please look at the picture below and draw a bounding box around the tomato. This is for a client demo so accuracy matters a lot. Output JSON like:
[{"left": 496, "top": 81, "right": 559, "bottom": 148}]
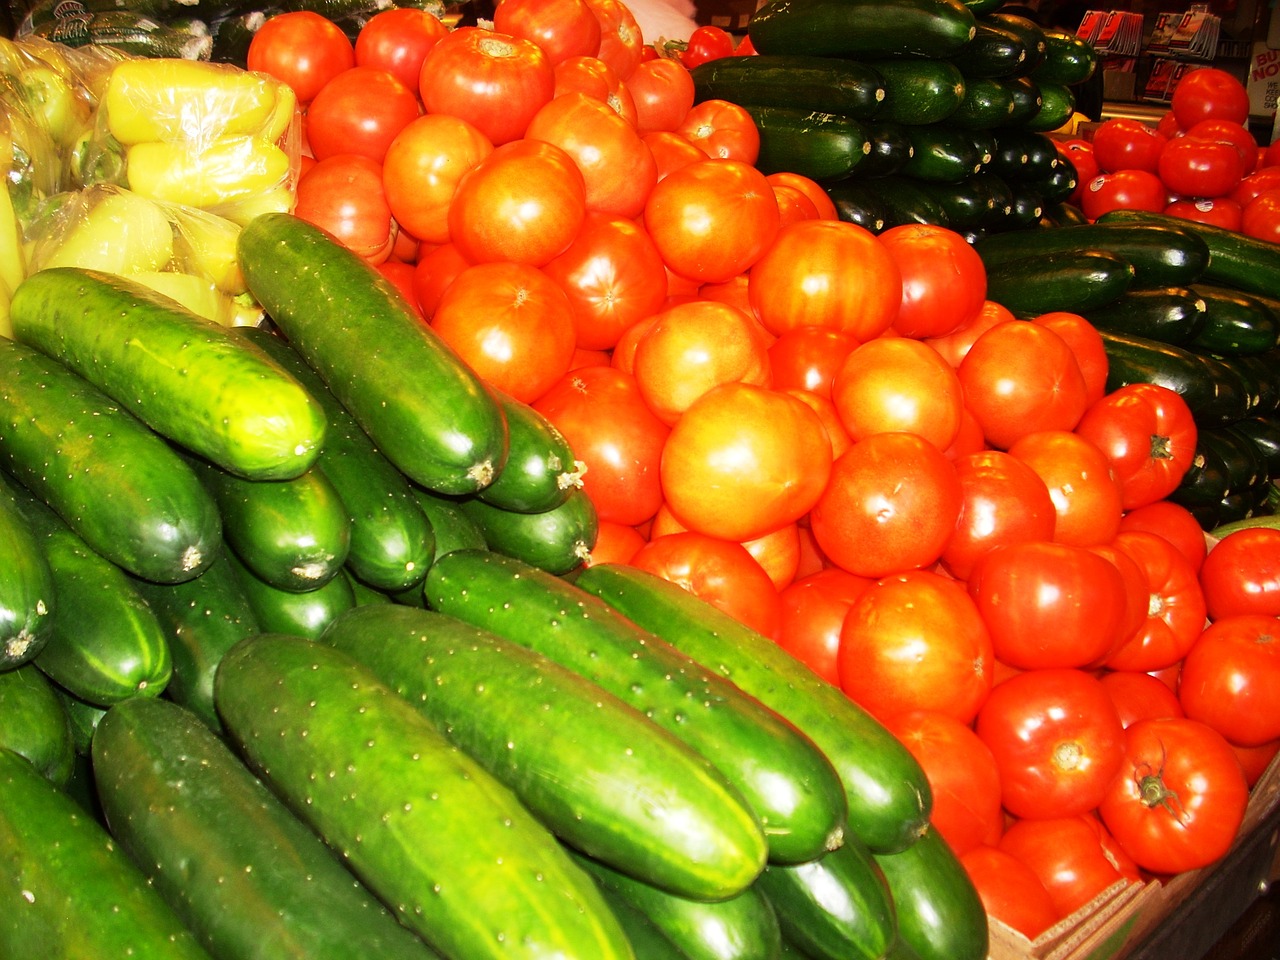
[
  {"left": 375, "top": 258, "right": 419, "bottom": 312},
  {"left": 943, "top": 405, "right": 987, "bottom": 461},
  {"left": 696, "top": 274, "right": 756, "bottom": 318},
  {"left": 411, "top": 242, "right": 470, "bottom": 320},
  {"left": 960, "top": 845, "right": 1060, "bottom": 940},
  {"left": 533, "top": 365, "right": 669, "bottom": 525},
  {"left": 649, "top": 504, "right": 800, "bottom": 590},
  {"left": 924, "top": 299, "right": 1013, "bottom": 369},
  {"left": 1242, "top": 189, "right": 1280, "bottom": 242},
  {"left": 771, "top": 184, "right": 821, "bottom": 226},
  {"left": 875, "top": 223, "right": 987, "bottom": 340},
  {"left": 659, "top": 382, "right": 833, "bottom": 542},
  {"left": 1090, "top": 118, "right": 1167, "bottom": 174},
  {"left": 1179, "top": 613, "right": 1280, "bottom": 747},
  {"left": 838, "top": 570, "right": 994, "bottom": 725},
  {"left": 644, "top": 157, "right": 778, "bottom": 284},
  {"left": 1099, "top": 717, "right": 1249, "bottom": 875},
  {"left": 247, "top": 10, "right": 354, "bottom": 104},
  {"left": 293, "top": 153, "right": 395, "bottom": 263},
  {"left": 968, "top": 540, "right": 1129, "bottom": 669},
  {"left": 643, "top": 129, "right": 706, "bottom": 181},
  {"left": 1058, "top": 139, "right": 1099, "bottom": 207},
  {"left": 629, "top": 530, "right": 782, "bottom": 637},
  {"left": 749, "top": 219, "right": 902, "bottom": 341},
  {"left": 956, "top": 320, "right": 1089, "bottom": 451},
  {"left": 1164, "top": 196, "right": 1243, "bottom": 231},
  {"left": 1200, "top": 527, "right": 1280, "bottom": 619},
  {"left": 1030, "top": 311, "right": 1109, "bottom": 407},
  {"left": 583, "top": 0, "right": 644, "bottom": 81},
  {"left": 492, "top": 0, "right": 601, "bottom": 66},
  {"left": 680, "top": 25, "right": 735, "bottom": 68},
  {"left": 353, "top": 7, "right": 448, "bottom": 92},
  {"left": 553, "top": 55, "right": 637, "bottom": 125},
  {"left": 675, "top": 98, "right": 760, "bottom": 164},
  {"left": 1157, "top": 135, "right": 1245, "bottom": 199},
  {"left": 1185, "top": 117, "right": 1259, "bottom": 176},
  {"left": 306, "top": 66, "right": 422, "bottom": 164},
  {"left": 418, "top": 26, "right": 555, "bottom": 146},
  {"left": 1117, "top": 499, "right": 1207, "bottom": 573},
  {"left": 884, "top": 711, "right": 1004, "bottom": 857},
  {"left": 584, "top": 518, "right": 646, "bottom": 565},
  {"left": 382, "top": 113, "right": 493, "bottom": 246},
  {"left": 774, "top": 567, "right": 872, "bottom": 685},
  {"left": 1265, "top": 139, "right": 1280, "bottom": 168},
  {"left": 1171, "top": 67, "right": 1250, "bottom": 128},
  {"left": 1008, "top": 430, "right": 1124, "bottom": 547},
  {"left": 765, "top": 171, "right": 838, "bottom": 221},
  {"left": 1090, "top": 538, "right": 1153, "bottom": 660},
  {"left": 1104, "top": 530, "right": 1207, "bottom": 672},
  {"left": 1156, "top": 108, "right": 1184, "bottom": 139},
  {"left": 429, "top": 260, "right": 577, "bottom": 404},
  {"left": 448, "top": 138, "right": 587, "bottom": 267},
  {"left": 976, "top": 668, "right": 1126, "bottom": 820},
  {"left": 626, "top": 56, "right": 695, "bottom": 135},
  {"left": 767, "top": 326, "right": 859, "bottom": 399},
  {"left": 1098, "top": 670, "right": 1185, "bottom": 728},
  {"left": 998, "top": 814, "right": 1141, "bottom": 918},
  {"left": 1079, "top": 169, "right": 1167, "bottom": 220},
  {"left": 809, "top": 432, "right": 962, "bottom": 579},
  {"left": 1232, "top": 739, "right": 1280, "bottom": 788},
  {"left": 1230, "top": 166, "right": 1280, "bottom": 206},
  {"left": 785, "top": 389, "right": 852, "bottom": 460}
]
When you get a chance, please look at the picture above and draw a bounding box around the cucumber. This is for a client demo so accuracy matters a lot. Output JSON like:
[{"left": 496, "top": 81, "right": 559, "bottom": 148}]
[
  {"left": 915, "top": 178, "right": 997, "bottom": 231},
  {"left": 983, "top": 250, "right": 1135, "bottom": 318},
  {"left": 748, "top": 0, "right": 976, "bottom": 61},
  {"left": 0, "top": 472, "right": 55, "bottom": 669},
  {"left": 1186, "top": 284, "right": 1280, "bottom": 356},
  {"left": 412, "top": 485, "right": 489, "bottom": 559},
  {"left": 980, "top": 12, "right": 1047, "bottom": 72},
  {"left": 824, "top": 179, "right": 890, "bottom": 233},
  {"left": 0, "top": 747, "right": 214, "bottom": 959},
  {"left": 573, "top": 563, "right": 931, "bottom": 854},
  {"left": 237, "top": 213, "right": 508, "bottom": 495},
  {"left": 755, "top": 837, "right": 897, "bottom": 960},
  {"left": 0, "top": 664, "right": 75, "bottom": 787},
  {"left": 1100, "top": 329, "right": 1255, "bottom": 425},
  {"left": 1225, "top": 416, "right": 1280, "bottom": 477},
  {"left": 899, "top": 124, "right": 984, "bottom": 183},
  {"left": 1023, "top": 79, "right": 1075, "bottom": 132},
  {"left": 1082, "top": 286, "right": 1209, "bottom": 346},
  {"left": 92, "top": 697, "right": 443, "bottom": 960},
  {"left": 213, "top": 632, "right": 634, "bottom": 960},
  {"left": 738, "top": 105, "right": 870, "bottom": 182},
  {"left": 0, "top": 337, "right": 222, "bottom": 584},
  {"left": 690, "top": 55, "right": 886, "bottom": 120},
  {"left": 236, "top": 326, "right": 437, "bottom": 593},
  {"left": 424, "top": 549, "right": 849, "bottom": 864},
  {"left": 603, "top": 894, "right": 695, "bottom": 960},
  {"left": 988, "top": 129, "right": 1060, "bottom": 181},
  {"left": 854, "top": 119, "right": 915, "bottom": 180},
  {"left": 1033, "top": 29, "right": 1098, "bottom": 85},
  {"left": 478, "top": 389, "right": 585, "bottom": 514},
  {"left": 22, "top": 10, "right": 213, "bottom": 59},
  {"left": 224, "top": 549, "right": 356, "bottom": 640},
  {"left": 946, "top": 76, "right": 1016, "bottom": 129},
  {"left": 1002, "top": 76, "right": 1045, "bottom": 126},
  {"left": 1234, "top": 350, "right": 1280, "bottom": 416},
  {"left": 318, "top": 603, "right": 769, "bottom": 901},
  {"left": 10, "top": 268, "right": 327, "bottom": 482},
  {"left": 1030, "top": 160, "right": 1080, "bottom": 205},
  {"left": 846, "top": 175, "right": 953, "bottom": 229},
  {"left": 868, "top": 59, "right": 966, "bottom": 126},
  {"left": 458, "top": 484, "right": 599, "bottom": 575},
  {"left": 55, "top": 686, "right": 109, "bottom": 757},
  {"left": 952, "top": 18, "right": 1028, "bottom": 78}
]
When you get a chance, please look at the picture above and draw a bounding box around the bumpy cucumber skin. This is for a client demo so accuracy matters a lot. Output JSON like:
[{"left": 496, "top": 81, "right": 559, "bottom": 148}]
[
  {"left": 224, "top": 550, "right": 356, "bottom": 640},
  {"left": 0, "top": 665, "right": 75, "bottom": 787},
  {"left": 478, "top": 389, "right": 584, "bottom": 514},
  {"left": 92, "top": 697, "right": 443, "bottom": 960},
  {"left": 459, "top": 485, "right": 599, "bottom": 575},
  {"left": 9, "top": 267, "right": 327, "bottom": 481},
  {"left": 573, "top": 563, "right": 931, "bottom": 855},
  {"left": 425, "top": 549, "right": 848, "bottom": 865},
  {"left": 319, "top": 604, "right": 768, "bottom": 901},
  {"left": 237, "top": 214, "right": 508, "bottom": 496},
  {"left": 0, "top": 473, "right": 56, "bottom": 668},
  {"left": 238, "top": 326, "right": 437, "bottom": 593},
  {"left": 0, "top": 747, "right": 214, "bottom": 960},
  {"left": 213, "top": 633, "right": 635, "bottom": 960}
]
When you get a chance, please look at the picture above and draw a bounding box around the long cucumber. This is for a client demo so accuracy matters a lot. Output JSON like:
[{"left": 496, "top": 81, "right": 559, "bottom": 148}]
[
  {"left": 748, "top": 0, "right": 977, "bottom": 60},
  {"left": 0, "top": 664, "right": 75, "bottom": 788},
  {"left": 0, "top": 470, "right": 55, "bottom": 668},
  {"left": 318, "top": 603, "right": 768, "bottom": 901},
  {"left": 213, "top": 632, "right": 635, "bottom": 960},
  {"left": 424, "top": 549, "right": 848, "bottom": 864}
]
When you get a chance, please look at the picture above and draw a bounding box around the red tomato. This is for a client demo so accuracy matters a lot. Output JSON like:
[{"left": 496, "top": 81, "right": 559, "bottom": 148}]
[
  {"left": 774, "top": 567, "right": 872, "bottom": 685},
  {"left": 1090, "top": 118, "right": 1167, "bottom": 174},
  {"left": 648, "top": 505, "right": 800, "bottom": 590},
  {"left": 1156, "top": 109, "right": 1184, "bottom": 139},
  {"left": 1242, "top": 189, "right": 1280, "bottom": 242},
  {"left": 1104, "top": 530, "right": 1207, "bottom": 672},
  {"left": 767, "top": 326, "right": 859, "bottom": 399},
  {"left": 771, "top": 184, "right": 820, "bottom": 226},
  {"left": 411, "top": 242, "right": 470, "bottom": 320},
  {"left": 1200, "top": 527, "right": 1280, "bottom": 619},
  {"left": 1157, "top": 135, "right": 1245, "bottom": 199},
  {"left": 306, "top": 66, "right": 422, "bottom": 164},
  {"left": 680, "top": 25, "right": 735, "bottom": 68},
  {"left": 1058, "top": 139, "right": 1099, "bottom": 206},
  {"left": 1118, "top": 499, "right": 1208, "bottom": 573},
  {"left": 247, "top": 10, "right": 354, "bottom": 104},
  {"left": 1185, "top": 117, "right": 1259, "bottom": 176},
  {"left": 1098, "top": 670, "right": 1185, "bottom": 728},
  {"left": 976, "top": 668, "right": 1126, "bottom": 820},
  {"left": 553, "top": 55, "right": 638, "bottom": 126},
  {"left": 585, "top": 519, "right": 645, "bottom": 565},
  {"left": 353, "top": 7, "right": 448, "bottom": 92},
  {"left": 294, "top": 153, "right": 395, "bottom": 263},
  {"left": 765, "top": 171, "right": 839, "bottom": 220},
  {"left": 675, "top": 98, "right": 760, "bottom": 164},
  {"left": 924, "top": 299, "right": 1013, "bottom": 369},
  {"left": 1164, "top": 196, "right": 1243, "bottom": 231},
  {"left": 998, "top": 814, "right": 1141, "bottom": 918},
  {"left": 583, "top": 0, "right": 644, "bottom": 81},
  {"left": 1179, "top": 613, "right": 1280, "bottom": 747},
  {"left": 626, "top": 57, "right": 695, "bottom": 135},
  {"left": 382, "top": 113, "right": 493, "bottom": 246},
  {"left": 878, "top": 223, "right": 987, "bottom": 340},
  {"left": 1233, "top": 739, "right": 1280, "bottom": 788},
  {"left": 492, "top": 0, "right": 601, "bottom": 66},
  {"left": 643, "top": 129, "right": 706, "bottom": 181},
  {"left": 785, "top": 389, "right": 852, "bottom": 460},
  {"left": 1171, "top": 67, "right": 1250, "bottom": 128},
  {"left": 1008, "top": 430, "right": 1124, "bottom": 548},
  {"left": 960, "top": 845, "right": 1060, "bottom": 939},
  {"left": 1080, "top": 170, "right": 1167, "bottom": 220},
  {"left": 1099, "top": 717, "right": 1249, "bottom": 874},
  {"left": 838, "top": 570, "right": 994, "bottom": 725},
  {"left": 1030, "top": 311, "right": 1109, "bottom": 407},
  {"left": 533, "top": 366, "right": 669, "bottom": 525},
  {"left": 1231, "top": 166, "right": 1280, "bottom": 206},
  {"left": 374, "top": 258, "right": 419, "bottom": 312},
  {"left": 418, "top": 26, "right": 555, "bottom": 146}
]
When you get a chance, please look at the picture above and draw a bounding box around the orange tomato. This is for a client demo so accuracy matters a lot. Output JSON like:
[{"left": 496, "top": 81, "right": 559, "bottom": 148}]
[{"left": 1008, "top": 430, "right": 1125, "bottom": 548}]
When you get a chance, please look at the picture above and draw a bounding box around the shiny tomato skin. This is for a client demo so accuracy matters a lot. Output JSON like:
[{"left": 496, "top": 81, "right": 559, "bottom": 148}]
[
  {"left": 1179, "top": 613, "right": 1280, "bottom": 747},
  {"left": 382, "top": 113, "right": 494, "bottom": 246},
  {"left": 293, "top": 153, "right": 395, "bottom": 263},
  {"left": 1171, "top": 67, "right": 1250, "bottom": 128},
  {"left": 998, "top": 813, "right": 1140, "bottom": 919},
  {"left": 1104, "top": 530, "right": 1207, "bottom": 672},
  {"left": 1242, "top": 189, "right": 1280, "bottom": 242},
  {"left": 1200, "top": 527, "right": 1280, "bottom": 620},
  {"left": 1185, "top": 118, "right": 1259, "bottom": 175},
  {"left": 1118, "top": 499, "right": 1207, "bottom": 573},
  {"left": 306, "top": 66, "right": 422, "bottom": 164},
  {"left": 879, "top": 222, "right": 987, "bottom": 340},
  {"left": 247, "top": 10, "right": 354, "bottom": 104},
  {"left": 1008, "top": 430, "right": 1124, "bottom": 548},
  {"left": 1098, "top": 669, "right": 1185, "bottom": 728},
  {"left": 1080, "top": 169, "right": 1167, "bottom": 220},
  {"left": 1030, "top": 311, "right": 1109, "bottom": 407},
  {"left": 680, "top": 25, "right": 736, "bottom": 68},
  {"left": 960, "top": 845, "right": 1060, "bottom": 940},
  {"left": 354, "top": 7, "right": 448, "bottom": 91},
  {"left": 1164, "top": 197, "right": 1243, "bottom": 231},
  {"left": 1090, "top": 117, "right": 1167, "bottom": 174},
  {"left": 774, "top": 567, "right": 872, "bottom": 685},
  {"left": 767, "top": 325, "right": 860, "bottom": 399},
  {"left": 627, "top": 57, "right": 696, "bottom": 135},
  {"left": 491, "top": 0, "right": 601, "bottom": 66},
  {"left": 1157, "top": 135, "right": 1245, "bottom": 200},
  {"left": 675, "top": 98, "right": 760, "bottom": 163}
]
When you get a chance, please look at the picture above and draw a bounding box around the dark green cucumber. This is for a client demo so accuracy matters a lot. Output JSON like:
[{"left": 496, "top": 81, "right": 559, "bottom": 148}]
[
  {"left": 1100, "top": 329, "right": 1254, "bottom": 425},
  {"left": 9, "top": 268, "right": 326, "bottom": 481},
  {"left": 603, "top": 894, "right": 695, "bottom": 960},
  {"left": 689, "top": 55, "right": 886, "bottom": 120},
  {"left": 478, "top": 389, "right": 584, "bottom": 514},
  {"left": 1029, "top": 159, "right": 1080, "bottom": 205},
  {"left": 868, "top": 59, "right": 966, "bottom": 126},
  {"left": 952, "top": 18, "right": 1028, "bottom": 78},
  {"left": 840, "top": 174, "right": 952, "bottom": 229},
  {"left": 1224, "top": 416, "right": 1280, "bottom": 477},
  {"left": 92, "top": 697, "right": 442, "bottom": 960},
  {"left": 344, "top": 568, "right": 395, "bottom": 605},
  {"left": 573, "top": 562, "right": 931, "bottom": 854},
  {"left": 213, "top": 632, "right": 633, "bottom": 960},
  {"left": 1233, "top": 350, "right": 1280, "bottom": 417},
  {"left": 413, "top": 485, "right": 489, "bottom": 560},
  {"left": 1082, "top": 286, "right": 1209, "bottom": 346},
  {"left": 223, "top": 549, "right": 356, "bottom": 640},
  {"left": 237, "top": 326, "right": 436, "bottom": 593},
  {"left": 1039, "top": 199, "right": 1089, "bottom": 228},
  {"left": 458, "top": 484, "right": 598, "bottom": 574},
  {"left": 983, "top": 250, "right": 1135, "bottom": 318},
  {"left": 183, "top": 453, "right": 353, "bottom": 592},
  {"left": 899, "top": 124, "right": 984, "bottom": 183},
  {"left": 424, "top": 549, "right": 848, "bottom": 864},
  {"left": 988, "top": 129, "right": 1060, "bottom": 181},
  {"left": 872, "top": 827, "right": 987, "bottom": 960},
  {"left": 0, "top": 665, "right": 75, "bottom": 787},
  {"left": 128, "top": 552, "right": 260, "bottom": 731},
  {"left": 0, "top": 337, "right": 221, "bottom": 584},
  {"left": 853, "top": 119, "right": 915, "bottom": 180},
  {"left": 915, "top": 177, "right": 997, "bottom": 231},
  {"left": 739, "top": 105, "right": 870, "bottom": 182},
  {"left": 971, "top": 170, "right": 1016, "bottom": 227},
  {"left": 1101, "top": 210, "right": 1280, "bottom": 301},
  {"left": 1186, "top": 284, "right": 1280, "bottom": 356},
  {"left": 0, "top": 471, "right": 55, "bottom": 669},
  {"left": 319, "top": 603, "right": 768, "bottom": 901},
  {"left": 1001, "top": 76, "right": 1045, "bottom": 126},
  {"left": 755, "top": 837, "right": 896, "bottom": 960},
  {"left": 237, "top": 213, "right": 508, "bottom": 495},
  {"left": 824, "top": 179, "right": 890, "bottom": 233},
  {"left": 748, "top": 0, "right": 976, "bottom": 60},
  {"left": 56, "top": 687, "right": 109, "bottom": 757},
  {"left": 575, "top": 851, "right": 783, "bottom": 960},
  {"left": 1033, "top": 29, "right": 1098, "bottom": 85},
  {"left": 1023, "top": 80, "right": 1075, "bottom": 132},
  {"left": 0, "top": 746, "right": 214, "bottom": 959},
  {"left": 946, "top": 76, "right": 1016, "bottom": 129},
  {"left": 980, "top": 12, "right": 1047, "bottom": 72},
  {"left": 999, "top": 180, "right": 1046, "bottom": 230}
]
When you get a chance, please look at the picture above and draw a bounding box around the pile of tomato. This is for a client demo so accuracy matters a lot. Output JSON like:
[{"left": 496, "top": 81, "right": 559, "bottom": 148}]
[{"left": 243, "top": 0, "right": 1280, "bottom": 945}]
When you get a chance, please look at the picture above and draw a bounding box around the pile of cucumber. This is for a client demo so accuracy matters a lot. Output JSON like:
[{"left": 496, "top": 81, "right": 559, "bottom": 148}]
[
  {"left": 0, "top": 212, "right": 989, "bottom": 960},
  {"left": 693, "top": 0, "right": 1095, "bottom": 236}
]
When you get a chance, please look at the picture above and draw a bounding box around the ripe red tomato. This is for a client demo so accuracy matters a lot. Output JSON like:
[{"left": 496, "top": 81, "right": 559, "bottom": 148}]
[
  {"left": 1098, "top": 669, "right": 1185, "bottom": 728},
  {"left": 1030, "top": 311, "right": 1109, "bottom": 407},
  {"left": 924, "top": 299, "right": 1013, "bottom": 369},
  {"left": 1099, "top": 717, "right": 1249, "bottom": 875},
  {"left": 1200, "top": 526, "right": 1280, "bottom": 619},
  {"left": 553, "top": 55, "right": 638, "bottom": 126},
  {"left": 626, "top": 57, "right": 696, "bottom": 135},
  {"left": 774, "top": 567, "right": 872, "bottom": 685},
  {"left": 998, "top": 814, "right": 1141, "bottom": 918},
  {"left": 680, "top": 25, "right": 736, "bottom": 68},
  {"left": 767, "top": 326, "right": 859, "bottom": 399},
  {"left": 585, "top": 519, "right": 645, "bottom": 565},
  {"left": 675, "top": 98, "right": 760, "bottom": 163},
  {"left": 1179, "top": 614, "right": 1280, "bottom": 747},
  {"left": 765, "top": 171, "right": 839, "bottom": 220},
  {"left": 293, "top": 153, "right": 395, "bottom": 263},
  {"left": 583, "top": 0, "right": 644, "bottom": 81},
  {"left": 1080, "top": 169, "right": 1167, "bottom": 220},
  {"left": 1242, "top": 189, "right": 1280, "bottom": 242},
  {"left": 1090, "top": 118, "right": 1167, "bottom": 174},
  {"left": 1231, "top": 166, "right": 1280, "bottom": 206},
  {"left": 960, "top": 845, "right": 1060, "bottom": 940},
  {"left": 1118, "top": 499, "right": 1207, "bottom": 573},
  {"left": 1185, "top": 117, "right": 1260, "bottom": 176},
  {"left": 305, "top": 66, "right": 422, "bottom": 164},
  {"left": 1171, "top": 67, "right": 1250, "bottom": 128},
  {"left": 247, "top": 10, "right": 354, "bottom": 104},
  {"left": 1164, "top": 197, "right": 1243, "bottom": 231},
  {"left": 830, "top": 338, "right": 964, "bottom": 450},
  {"left": 976, "top": 668, "right": 1126, "bottom": 820},
  {"left": 353, "top": 7, "right": 448, "bottom": 92},
  {"left": 643, "top": 129, "right": 706, "bottom": 181},
  {"left": 382, "top": 113, "right": 493, "bottom": 246},
  {"left": 492, "top": 0, "right": 602, "bottom": 67},
  {"left": 411, "top": 242, "right": 469, "bottom": 320},
  {"left": 648, "top": 505, "right": 800, "bottom": 590},
  {"left": 878, "top": 223, "right": 987, "bottom": 340},
  {"left": 1104, "top": 530, "right": 1207, "bottom": 672},
  {"left": 1008, "top": 430, "right": 1124, "bottom": 548},
  {"left": 1157, "top": 135, "right": 1245, "bottom": 199}
]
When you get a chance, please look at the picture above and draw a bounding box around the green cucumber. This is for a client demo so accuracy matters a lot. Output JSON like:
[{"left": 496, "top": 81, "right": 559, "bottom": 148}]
[
  {"left": 899, "top": 124, "right": 984, "bottom": 183},
  {"left": 1233, "top": 350, "right": 1280, "bottom": 417},
  {"left": 755, "top": 837, "right": 897, "bottom": 960},
  {"left": 1023, "top": 79, "right": 1075, "bottom": 132},
  {"left": 1082, "top": 286, "right": 1209, "bottom": 346},
  {"left": 824, "top": 179, "right": 890, "bottom": 233},
  {"left": 0, "top": 472, "right": 55, "bottom": 669},
  {"left": 981, "top": 12, "right": 1047, "bottom": 72},
  {"left": 92, "top": 697, "right": 442, "bottom": 960},
  {"left": 1030, "top": 160, "right": 1080, "bottom": 205},
  {"left": 0, "top": 664, "right": 75, "bottom": 787},
  {"left": 915, "top": 178, "right": 998, "bottom": 231},
  {"left": 854, "top": 119, "right": 915, "bottom": 180},
  {"left": 319, "top": 603, "right": 768, "bottom": 901},
  {"left": 458, "top": 484, "right": 599, "bottom": 575},
  {"left": 999, "top": 180, "right": 1046, "bottom": 231},
  {"left": 868, "top": 59, "right": 966, "bottom": 126},
  {"left": 213, "top": 632, "right": 634, "bottom": 960},
  {"left": 872, "top": 827, "right": 988, "bottom": 960},
  {"left": 845, "top": 174, "right": 953, "bottom": 229},
  {"left": 10, "top": 268, "right": 326, "bottom": 481},
  {"left": 689, "top": 55, "right": 886, "bottom": 120},
  {"left": 424, "top": 549, "right": 848, "bottom": 864},
  {"left": 1224, "top": 416, "right": 1280, "bottom": 477},
  {"left": 478, "top": 389, "right": 585, "bottom": 514},
  {"left": 0, "top": 746, "right": 213, "bottom": 959},
  {"left": 223, "top": 549, "right": 356, "bottom": 640},
  {"left": 983, "top": 250, "right": 1135, "bottom": 318},
  {"left": 236, "top": 326, "right": 437, "bottom": 593},
  {"left": 952, "top": 18, "right": 1028, "bottom": 78},
  {"left": 237, "top": 213, "right": 508, "bottom": 495},
  {"left": 1186, "top": 284, "right": 1280, "bottom": 356},
  {"left": 573, "top": 562, "right": 931, "bottom": 854},
  {"left": 739, "top": 105, "right": 870, "bottom": 182},
  {"left": 988, "top": 129, "right": 1060, "bottom": 180},
  {"left": 1039, "top": 199, "right": 1089, "bottom": 228},
  {"left": 748, "top": 0, "right": 976, "bottom": 61},
  {"left": 0, "top": 337, "right": 222, "bottom": 584},
  {"left": 1002, "top": 76, "right": 1045, "bottom": 126},
  {"left": 1100, "top": 329, "right": 1254, "bottom": 425},
  {"left": 603, "top": 894, "right": 695, "bottom": 959},
  {"left": 56, "top": 687, "right": 109, "bottom": 757},
  {"left": 946, "top": 76, "right": 1016, "bottom": 129},
  {"left": 1033, "top": 30, "right": 1098, "bottom": 85}
]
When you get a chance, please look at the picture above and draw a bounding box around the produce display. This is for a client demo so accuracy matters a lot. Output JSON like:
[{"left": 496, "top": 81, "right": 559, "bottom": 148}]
[{"left": 2, "top": 1, "right": 1280, "bottom": 959}]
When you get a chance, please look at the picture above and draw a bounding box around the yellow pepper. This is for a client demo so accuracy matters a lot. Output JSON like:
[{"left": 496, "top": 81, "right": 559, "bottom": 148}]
[
  {"left": 125, "top": 135, "right": 291, "bottom": 210},
  {"left": 0, "top": 176, "right": 25, "bottom": 302},
  {"left": 129, "top": 270, "right": 233, "bottom": 326},
  {"left": 36, "top": 187, "right": 174, "bottom": 275},
  {"left": 170, "top": 205, "right": 247, "bottom": 297}
]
